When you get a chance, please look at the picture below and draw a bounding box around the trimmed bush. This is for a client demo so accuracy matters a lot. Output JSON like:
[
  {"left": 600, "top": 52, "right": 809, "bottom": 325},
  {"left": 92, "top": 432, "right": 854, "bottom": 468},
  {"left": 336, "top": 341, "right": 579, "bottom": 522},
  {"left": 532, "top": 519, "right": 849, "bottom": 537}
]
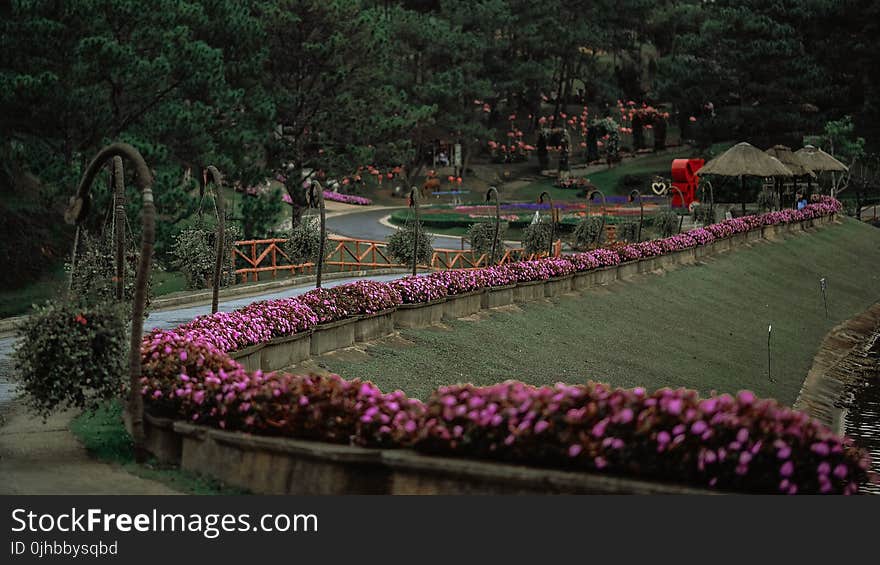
[
  {"left": 468, "top": 221, "right": 507, "bottom": 258},
  {"left": 653, "top": 210, "right": 680, "bottom": 237},
  {"left": 388, "top": 221, "right": 434, "bottom": 265},
  {"left": 617, "top": 220, "right": 639, "bottom": 243},
  {"left": 14, "top": 300, "right": 128, "bottom": 418},
  {"left": 523, "top": 222, "right": 553, "bottom": 255},
  {"left": 285, "top": 216, "right": 322, "bottom": 265},
  {"left": 573, "top": 216, "right": 605, "bottom": 249}
]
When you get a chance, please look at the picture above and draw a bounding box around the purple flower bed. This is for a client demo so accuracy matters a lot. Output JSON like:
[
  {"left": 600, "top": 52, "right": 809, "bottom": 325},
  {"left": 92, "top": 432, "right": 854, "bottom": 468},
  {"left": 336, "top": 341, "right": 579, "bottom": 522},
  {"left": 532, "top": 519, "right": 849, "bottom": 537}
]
[
  {"left": 426, "top": 270, "right": 485, "bottom": 295},
  {"left": 389, "top": 276, "right": 449, "bottom": 304},
  {"left": 415, "top": 381, "right": 871, "bottom": 494},
  {"left": 137, "top": 196, "right": 858, "bottom": 492},
  {"left": 322, "top": 191, "right": 372, "bottom": 206}
]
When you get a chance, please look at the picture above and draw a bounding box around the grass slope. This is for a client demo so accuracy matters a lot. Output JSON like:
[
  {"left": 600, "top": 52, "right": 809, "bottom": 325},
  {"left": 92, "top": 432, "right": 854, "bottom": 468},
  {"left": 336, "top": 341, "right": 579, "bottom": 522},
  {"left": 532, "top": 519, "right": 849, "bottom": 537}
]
[{"left": 327, "top": 219, "right": 880, "bottom": 405}]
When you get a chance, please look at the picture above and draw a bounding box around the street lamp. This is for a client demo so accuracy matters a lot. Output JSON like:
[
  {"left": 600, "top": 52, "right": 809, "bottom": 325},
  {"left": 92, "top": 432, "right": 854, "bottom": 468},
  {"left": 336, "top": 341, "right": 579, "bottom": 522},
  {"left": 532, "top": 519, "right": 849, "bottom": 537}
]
[
  {"left": 408, "top": 186, "right": 421, "bottom": 276},
  {"left": 587, "top": 189, "right": 607, "bottom": 247},
  {"left": 309, "top": 180, "right": 327, "bottom": 288},
  {"left": 485, "top": 186, "right": 500, "bottom": 265},
  {"left": 628, "top": 189, "right": 643, "bottom": 242},
  {"left": 668, "top": 185, "right": 688, "bottom": 234},
  {"left": 538, "top": 191, "right": 556, "bottom": 256}
]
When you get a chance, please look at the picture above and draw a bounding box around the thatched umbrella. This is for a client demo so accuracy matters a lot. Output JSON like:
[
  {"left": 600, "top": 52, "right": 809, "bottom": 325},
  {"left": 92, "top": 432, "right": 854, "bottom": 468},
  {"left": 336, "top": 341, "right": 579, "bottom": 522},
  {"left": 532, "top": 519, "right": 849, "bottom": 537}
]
[
  {"left": 698, "top": 142, "right": 793, "bottom": 214},
  {"left": 795, "top": 145, "right": 849, "bottom": 197},
  {"left": 765, "top": 145, "right": 815, "bottom": 208},
  {"left": 795, "top": 145, "right": 849, "bottom": 174},
  {"left": 699, "top": 142, "right": 794, "bottom": 177}
]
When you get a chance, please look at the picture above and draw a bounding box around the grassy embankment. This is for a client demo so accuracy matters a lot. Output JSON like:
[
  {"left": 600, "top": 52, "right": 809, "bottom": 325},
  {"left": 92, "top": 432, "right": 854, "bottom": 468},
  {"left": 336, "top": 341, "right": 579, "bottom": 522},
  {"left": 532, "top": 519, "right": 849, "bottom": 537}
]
[{"left": 325, "top": 219, "right": 880, "bottom": 405}]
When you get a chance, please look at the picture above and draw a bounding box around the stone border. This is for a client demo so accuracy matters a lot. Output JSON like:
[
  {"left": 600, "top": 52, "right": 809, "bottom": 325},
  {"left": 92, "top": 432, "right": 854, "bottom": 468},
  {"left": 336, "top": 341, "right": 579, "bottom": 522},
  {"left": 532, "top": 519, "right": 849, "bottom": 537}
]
[
  {"left": 394, "top": 298, "right": 447, "bottom": 328},
  {"left": 310, "top": 317, "right": 358, "bottom": 356},
  {"left": 156, "top": 420, "right": 715, "bottom": 494},
  {"left": 354, "top": 309, "right": 395, "bottom": 342}
]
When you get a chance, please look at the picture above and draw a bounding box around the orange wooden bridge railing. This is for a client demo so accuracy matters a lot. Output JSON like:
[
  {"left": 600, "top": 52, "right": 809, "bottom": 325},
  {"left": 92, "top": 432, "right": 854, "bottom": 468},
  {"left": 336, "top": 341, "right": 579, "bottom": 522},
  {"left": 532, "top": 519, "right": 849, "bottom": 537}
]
[{"left": 232, "top": 236, "right": 563, "bottom": 283}]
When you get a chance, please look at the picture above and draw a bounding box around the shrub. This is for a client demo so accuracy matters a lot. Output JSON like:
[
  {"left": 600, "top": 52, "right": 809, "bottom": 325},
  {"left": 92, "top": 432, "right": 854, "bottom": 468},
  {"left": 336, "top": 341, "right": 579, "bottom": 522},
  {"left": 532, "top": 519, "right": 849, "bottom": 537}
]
[
  {"left": 653, "top": 210, "right": 680, "bottom": 237},
  {"left": 692, "top": 203, "right": 714, "bottom": 225},
  {"left": 67, "top": 230, "right": 152, "bottom": 312},
  {"left": 468, "top": 221, "right": 507, "bottom": 259},
  {"left": 171, "top": 222, "right": 239, "bottom": 290},
  {"left": 14, "top": 300, "right": 128, "bottom": 418},
  {"left": 389, "top": 276, "right": 448, "bottom": 303},
  {"left": 334, "top": 280, "right": 401, "bottom": 315},
  {"left": 617, "top": 220, "right": 640, "bottom": 242},
  {"left": 285, "top": 216, "right": 322, "bottom": 265},
  {"left": 523, "top": 221, "right": 553, "bottom": 255},
  {"left": 573, "top": 216, "right": 605, "bottom": 249},
  {"left": 415, "top": 382, "right": 871, "bottom": 494},
  {"left": 387, "top": 222, "right": 434, "bottom": 265}
]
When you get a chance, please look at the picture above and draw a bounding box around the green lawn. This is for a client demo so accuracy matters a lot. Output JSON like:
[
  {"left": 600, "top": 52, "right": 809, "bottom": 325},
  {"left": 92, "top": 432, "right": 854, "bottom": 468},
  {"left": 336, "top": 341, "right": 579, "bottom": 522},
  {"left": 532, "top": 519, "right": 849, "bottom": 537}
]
[
  {"left": 507, "top": 141, "right": 735, "bottom": 202},
  {"left": 326, "top": 219, "right": 880, "bottom": 405}
]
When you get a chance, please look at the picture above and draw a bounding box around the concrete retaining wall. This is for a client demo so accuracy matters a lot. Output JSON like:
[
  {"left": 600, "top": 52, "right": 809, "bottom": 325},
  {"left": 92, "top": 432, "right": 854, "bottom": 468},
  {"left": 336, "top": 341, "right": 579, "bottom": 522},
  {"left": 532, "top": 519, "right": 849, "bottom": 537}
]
[
  {"left": 354, "top": 310, "right": 395, "bottom": 342},
  {"left": 310, "top": 318, "right": 357, "bottom": 356},
  {"left": 394, "top": 299, "right": 446, "bottom": 328}
]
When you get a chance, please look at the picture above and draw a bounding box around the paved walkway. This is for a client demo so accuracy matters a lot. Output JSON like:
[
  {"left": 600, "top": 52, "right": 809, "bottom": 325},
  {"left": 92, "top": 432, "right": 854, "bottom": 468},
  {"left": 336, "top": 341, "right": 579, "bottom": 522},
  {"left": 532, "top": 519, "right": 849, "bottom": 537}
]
[{"left": 0, "top": 405, "right": 178, "bottom": 494}]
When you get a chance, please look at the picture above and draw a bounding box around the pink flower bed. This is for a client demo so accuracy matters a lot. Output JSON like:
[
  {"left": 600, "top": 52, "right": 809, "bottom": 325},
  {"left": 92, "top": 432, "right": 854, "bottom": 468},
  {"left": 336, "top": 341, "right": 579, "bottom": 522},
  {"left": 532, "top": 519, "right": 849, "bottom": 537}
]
[
  {"left": 389, "top": 276, "right": 449, "bottom": 304},
  {"left": 322, "top": 191, "right": 372, "bottom": 206},
  {"left": 415, "top": 381, "right": 871, "bottom": 494},
  {"left": 137, "top": 197, "right": 860, "bottom": 492}
]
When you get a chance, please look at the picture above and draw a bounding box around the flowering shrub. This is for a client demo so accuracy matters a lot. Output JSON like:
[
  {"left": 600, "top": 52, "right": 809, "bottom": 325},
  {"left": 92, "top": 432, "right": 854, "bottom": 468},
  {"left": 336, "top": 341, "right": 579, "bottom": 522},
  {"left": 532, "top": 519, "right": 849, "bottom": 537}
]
[
  {"left": 686, "top": 228, "right": 715, "bottom": 245},
  {"left": 591, "top": 248, "right": 622, "bottom": 267},
  {"left": 415, "top": 381, "right": 871, "bottom": 494},
  {"left": 389, "top": 276, "right": 449, "bottom": 304},
  {"left": 564, "top": 252, "right": 601, "bottom": 271},
  {"left": 322, "top": 191, "right": 372, "bottom": 206},
  {"left": 617, "top": 244, "right": 643, "bottom": 261},
  {"left": 170, "top": 298, "right": 318, "bottom": 352},
  {"left": 336, "top": 280, "right": 401, "bottom": 315},
  {"left": 300, "top": 288, "right": 354, "bottom": 324},
  {"left": 475, "top": 265, "right": 518, "bottom": 287},
  {"left": 426, "top": 270, "right": 485, "bottom": 295}
]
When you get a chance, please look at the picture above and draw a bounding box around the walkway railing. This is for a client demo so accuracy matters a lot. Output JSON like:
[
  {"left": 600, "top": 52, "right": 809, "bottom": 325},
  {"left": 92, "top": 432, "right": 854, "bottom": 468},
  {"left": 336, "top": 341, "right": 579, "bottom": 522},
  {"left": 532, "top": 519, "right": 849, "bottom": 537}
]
[{"left": 232, "top": 236, "right": 562, "bottom": 283}]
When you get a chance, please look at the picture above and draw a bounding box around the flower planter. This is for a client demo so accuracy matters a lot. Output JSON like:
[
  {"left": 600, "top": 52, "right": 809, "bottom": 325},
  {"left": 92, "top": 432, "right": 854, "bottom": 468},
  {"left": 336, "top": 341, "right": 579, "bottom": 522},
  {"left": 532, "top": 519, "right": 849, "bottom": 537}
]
[
  {"left": 393, "top": 299, "right": 446, "bottom": 329},
  {"left": 381, "top": 451, "right": 714, "bottom": 495},
  {"left": 513, "top": 280, "right": 545, "bottom": 303},
  {"left": 442, "top": 291, "right": 483, "bottom": 321},
  {"left": 676, "top": 247, "right": 697, "bottom": 265},
  {"left": 762, "top": 224, "right": 782, "bottom": 240},
  {"left": 617, "top": 260, "right": 639, "bottom": 279},
  {"left": 637, "top": 257, "right": 659, "bottom": 274},
  {"left": 174, "top": 423, "right": 388, "bottom": 495},
  {"left": 260, "top": 331, "right": 312, "bottom": 371},
  {"left": 354, "top": 310, "right": 395, "bottom": 343},
  {"left": 144, "top": 411, "right": 182, "bottom": 465},
  {"left": 481, "top": 284, "right": 515, "bottom": 309},
  {"left": 544, "top": 275, "right": 573, "bottom": 297},
  {"left": 732, "top": 232, "right": 748, "bottom": 246},
  {"left": 229, "top": 342, "right": 264, "bottom": 372},
  {"left": 596, "top": 265, "right": 619, "bottom": 284},
  {"left": 310, "top": 317, "right": 357, "bottom": 356},
  {"left": 746, "top": 227, "right": 763, "bottom": 243},
  {"left": 571, "top": 270, "right": 603, "bottom": 291}
]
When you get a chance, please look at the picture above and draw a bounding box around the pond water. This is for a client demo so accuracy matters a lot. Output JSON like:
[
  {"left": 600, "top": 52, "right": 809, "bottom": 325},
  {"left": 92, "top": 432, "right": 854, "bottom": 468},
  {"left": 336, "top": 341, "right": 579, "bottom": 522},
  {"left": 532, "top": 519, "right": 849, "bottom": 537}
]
[{"left": 842, "top": 336, "right": 880, "bottom": 495}]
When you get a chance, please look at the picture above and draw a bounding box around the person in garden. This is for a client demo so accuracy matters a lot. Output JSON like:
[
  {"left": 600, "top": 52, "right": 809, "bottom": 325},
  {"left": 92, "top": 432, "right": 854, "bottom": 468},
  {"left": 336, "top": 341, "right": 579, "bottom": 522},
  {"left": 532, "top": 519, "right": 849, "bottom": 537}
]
[{"left": 797, "top": 193, "right": 808, "bottom": 210}]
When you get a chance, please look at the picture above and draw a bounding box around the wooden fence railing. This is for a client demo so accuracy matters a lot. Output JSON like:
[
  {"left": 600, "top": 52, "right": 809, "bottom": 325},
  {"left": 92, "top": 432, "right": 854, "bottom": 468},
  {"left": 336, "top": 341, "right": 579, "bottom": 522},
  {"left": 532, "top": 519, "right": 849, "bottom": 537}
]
[{"left": 232, "top": 236, "right": 562, "bottom": 283}]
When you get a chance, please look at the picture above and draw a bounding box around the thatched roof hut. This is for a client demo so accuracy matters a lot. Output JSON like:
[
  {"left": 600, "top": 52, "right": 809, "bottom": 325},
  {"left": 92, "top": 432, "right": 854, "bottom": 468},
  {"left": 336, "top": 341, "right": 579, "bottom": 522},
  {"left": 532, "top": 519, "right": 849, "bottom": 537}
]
[
  {"left": 765, "top": 145, "right": 815, "bottom": 177},
  {"left": 699, "top": 142, "right": 793, "bottom": 177},
  {"left": 795, "top": 145, "right": 848, "bottom": 173}
]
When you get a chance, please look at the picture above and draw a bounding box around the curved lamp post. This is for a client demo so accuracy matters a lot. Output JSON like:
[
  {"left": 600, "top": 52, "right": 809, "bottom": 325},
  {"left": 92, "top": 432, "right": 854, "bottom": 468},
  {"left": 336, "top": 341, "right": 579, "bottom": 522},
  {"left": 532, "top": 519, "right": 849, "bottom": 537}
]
[
  {"left": 628, "top": 189, "right": 643, "bottom": 242},
  {"left": 485, "top": 186, "right": 500, "bottom": 265},
  {"left": 668, "top": 185, "right": 688, "bottom": 234},
  {"left": 309, "top": 181, "right": 327, "bottom": 288},
  {"left": 111, "top": 157, "right": 126, "bottom": 301},
  {"left": 64, "top": 142, "right": 155, "bottom": 463},
  {"left": 587, "top": 189, "right": 607, "bottom": 247},
  {"left": 204, "top": 166, "right": 226, "bottom": 313},
  {"left": 700, "top": 179, "right": 715, "bottom": 219},
  {"left": 538, "top": 191, "right": 556, "bottom": 256},
  {"left": 408, "top": 186, "right": 420, "bottom": 276}
]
